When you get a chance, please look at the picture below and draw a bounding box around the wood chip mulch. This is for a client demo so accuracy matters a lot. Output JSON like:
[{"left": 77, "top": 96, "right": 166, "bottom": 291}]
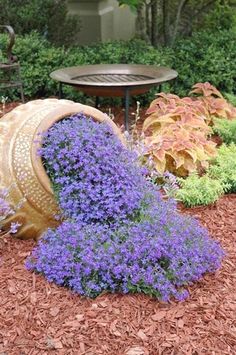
[
  {"left": 0, "top": 194, "right": 235, "bottom": 355},
  {"left": 1, "top": 102, "right": 236, "bottom": 354}
]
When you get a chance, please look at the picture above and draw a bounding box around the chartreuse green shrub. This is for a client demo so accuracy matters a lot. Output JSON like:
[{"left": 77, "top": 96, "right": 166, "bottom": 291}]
[
  {"left": 224, "top": 93, "right": 236, "bottom": 107},
  {"left": 208, "top": 144, "right": 236, "bottom": 193},
  {"left": 213, "top": 118, "right": 236, "bottom": 144},
  {"left": 176, "top": 174, "right": 224, "bottom": 207},
  {"left": 176, "top": 143, "right": 236, "bottom": 206}
]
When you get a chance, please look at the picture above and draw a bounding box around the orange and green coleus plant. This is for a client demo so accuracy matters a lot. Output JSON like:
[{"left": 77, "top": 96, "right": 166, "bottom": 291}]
[
  {"left": 190, "top": 82, "right": 236, "bottom": 124},
  {"left": 142, "top": 91, "right": 217, "bottom": 177},
  {"left": 142, "top": 82, "right": 236, "bottom": 176}
]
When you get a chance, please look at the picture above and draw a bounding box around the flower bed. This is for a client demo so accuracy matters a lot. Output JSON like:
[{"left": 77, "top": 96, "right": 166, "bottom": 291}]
[
  {"left": 0, "top": 95, "right": 236, "bottom": 353},
  {"left": 26, "top": 113, "right": 224, "bottom": 301},
  {"left": 0, "top": 193, "right": 235, "bottom": 353}
]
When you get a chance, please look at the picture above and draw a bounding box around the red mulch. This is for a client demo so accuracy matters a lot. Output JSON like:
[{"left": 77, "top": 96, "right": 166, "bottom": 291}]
[
  {"left": 0, "top": 197, "right": 235, "bottom": 354},
  {"left": 0, "top": 102, "right": 21, "bottom": 117},
  {"left": 1, "top": 102, "right": 236, "bottom": 354},
  {"left": 0, "top": 101, "right": 146, "bottom": 129}
]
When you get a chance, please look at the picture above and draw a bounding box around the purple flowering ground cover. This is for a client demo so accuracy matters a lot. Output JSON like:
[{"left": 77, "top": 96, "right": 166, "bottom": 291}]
[
  {"left": 26, "top": 113, "right": 224, "bottom": 301},
  {"left": 0, "top": 188, "right": 21, "bottom": 235}
]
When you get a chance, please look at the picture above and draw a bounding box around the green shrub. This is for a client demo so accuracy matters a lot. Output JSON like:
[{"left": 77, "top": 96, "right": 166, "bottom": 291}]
[
  {"left": 176, "top": 174, "right": 224, "bottom": 207},
  {"left": 170, "top": 30, "right": 236, "bottom": 96},
  {"left": 213, "top": 118, "right": 236, "bottom": 144},
  {"left": 224, "top": 93, "right": 236, "bottom": 107},
  {"left": 0, "top": 32, "right": 86, "bottom": 100},
  {"left": 0, "top": 32, "right": 65, "bottom": 98},
  {"left": 196, "top": 3, "right": 236, "bottom": 32},
  {"left": 0, "top": 34, "right": 169, "bottom": 101},
  {"left": 0, "top": 30, "right": 235, "bottom": 101},
  {"left": 0, "top": 0, "right": 80, "bottom": 47},
  {"left": 208, "top": 144, "right": 236, "bottom": 193},
  {"left": 176, "top": 143, "right": 236, "bottom": 206}
]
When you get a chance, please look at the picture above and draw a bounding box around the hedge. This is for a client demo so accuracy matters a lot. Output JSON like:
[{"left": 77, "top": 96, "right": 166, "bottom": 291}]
[{"left": 0, "top": 29, "right": 235, "bottom": 103}]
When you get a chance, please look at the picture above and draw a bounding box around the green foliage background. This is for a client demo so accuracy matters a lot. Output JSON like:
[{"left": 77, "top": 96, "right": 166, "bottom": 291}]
[
  {"left": 0, "top": 0, "right": 80, "bottom": 47},
  {"left": 0, "top": 29, "right": 235, "bottom": 102}
]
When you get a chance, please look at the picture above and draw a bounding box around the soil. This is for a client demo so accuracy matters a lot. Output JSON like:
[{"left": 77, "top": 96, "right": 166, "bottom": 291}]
[
  {"left": 0, "top": 195, "right": 235, "bottom": 354},
  {"left": 0, "top": 102, "right": 21, "bottom": 118},
  {"left": 0, "top": 101, "right": 147, "bottom": 129},
  {"left": 1, "top": 102, "right": 236, "bottom": 354}
]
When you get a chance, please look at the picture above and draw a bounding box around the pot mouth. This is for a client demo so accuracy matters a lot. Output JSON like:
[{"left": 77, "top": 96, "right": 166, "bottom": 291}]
[{"left": 31, "top": 103, "right": 125, "bottom": 197}]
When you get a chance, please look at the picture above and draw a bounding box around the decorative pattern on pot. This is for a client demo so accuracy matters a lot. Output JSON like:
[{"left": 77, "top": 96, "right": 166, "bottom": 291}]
[{"left": 0, "top": 99, "right": 123, "bottom": 239}]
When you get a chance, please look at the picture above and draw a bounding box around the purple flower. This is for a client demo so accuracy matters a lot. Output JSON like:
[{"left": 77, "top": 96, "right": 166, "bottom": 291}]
[
  {"left": 39, "top": 114, "right": 146, "bottom": 225},
  {"left": 26, "top": 114, "right": 224, "bottom": 301}
]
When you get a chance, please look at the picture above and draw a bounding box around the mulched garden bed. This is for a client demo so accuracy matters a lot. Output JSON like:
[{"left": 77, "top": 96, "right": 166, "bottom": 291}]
[
  {"left": 0, "top": 195, "right": 235, "bottom": 354},
  {"left": 1, "top": 102, "right": 236, "bottom": 354},
  {"left": 0, "top": 101, "right": 146, "bottom": 129}
]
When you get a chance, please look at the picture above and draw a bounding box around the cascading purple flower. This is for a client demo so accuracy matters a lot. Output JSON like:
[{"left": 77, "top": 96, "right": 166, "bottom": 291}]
[
  {"left": 0, "top": 188, "right": 14, "bottom": 222},
  {"left": 0, "top": 187, "right": 21, "bottom": 234},
  {"left": 39, "top": 114, "right": 147, "bottom": 225},
  {"left": 26, "top": 113, "right": 224, "bottom": 301}
]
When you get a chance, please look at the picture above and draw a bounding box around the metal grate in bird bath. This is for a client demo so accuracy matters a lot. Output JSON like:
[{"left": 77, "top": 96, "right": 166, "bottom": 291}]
[{"left": 50, "top": 64, "right": 178, "bottom": 130}]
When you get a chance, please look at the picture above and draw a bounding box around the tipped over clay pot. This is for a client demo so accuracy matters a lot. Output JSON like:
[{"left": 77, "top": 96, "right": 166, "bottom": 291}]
[{"left": 0, "top": 99, "right": 123, "bottom": 239}]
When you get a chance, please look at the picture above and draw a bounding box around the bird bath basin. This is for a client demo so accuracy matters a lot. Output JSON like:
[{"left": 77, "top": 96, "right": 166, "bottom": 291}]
[{"left": 50, "top": 64, "right": 178, "bottom": 130}]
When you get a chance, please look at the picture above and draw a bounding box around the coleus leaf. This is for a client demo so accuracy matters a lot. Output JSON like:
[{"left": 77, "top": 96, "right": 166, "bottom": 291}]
[
  {"left": 166, "top": 151, "right": 185, "bottom": 169},
  {"left": 152, "top": 155, "right": 166, "bottom": 174},
  {"left": 189, "top": 82, "right": 236, "bottom": 122},
  {"left": 143, "top": 113, "right": 175, "bottom": 131},
  {"left": 142, "top": 82, "right": 229, "bottom": 176},
  {"left": 190, "top": 82, "right": 223, "bottom": 98},
  {"left": 182, "top": 153, "right": 197, "bottom": 172}
]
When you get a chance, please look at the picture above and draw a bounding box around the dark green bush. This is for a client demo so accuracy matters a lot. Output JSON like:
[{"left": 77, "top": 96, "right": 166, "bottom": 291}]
[
  {"left": 194, "top": 3, "right": 236, "bottom": 32},
  {"left": 0, "top": 0, "right": 80, "bottom": 47},
  {"left": 0, "top": 34, "right": 169, "bottom": 101},
  {"left": 170, "top": 30, "right": 236, "bottom": 96},
  {"left": 0, "top": 30, "right": 235, "bottom": 101},
  {"left": 0, "top": 32, "right": 66, "bottom": 98}
]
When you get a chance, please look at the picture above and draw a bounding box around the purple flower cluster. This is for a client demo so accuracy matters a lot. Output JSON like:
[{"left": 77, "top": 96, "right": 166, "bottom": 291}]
[
  {"left": 26, "top": 114, "right": 224, "bottom": 301},
  {"left": 0, "top": 187, "right": 21, "bottom": 234},
  {"left": 0, "top": 188, "right": 14, "bottom": 222},
  {"left": 26, "top": 192, "right": 223, "bottom": 300},
  {"left": 40, "top": 115, "right": 146, "bottom": 225}
]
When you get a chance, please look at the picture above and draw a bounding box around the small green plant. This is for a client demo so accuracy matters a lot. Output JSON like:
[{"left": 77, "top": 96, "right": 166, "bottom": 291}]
[
  {"left": 224, "top": 93, "right": 236, "bottom": 107},
  {"left": 176, "top": 173, "right": 224, "bottom": 207},
  {"left": 208, "top": 144, "right": 236, "bottom": 193},
  {"left": 213, "top": 118, "right": 236, "bottom": 144}
]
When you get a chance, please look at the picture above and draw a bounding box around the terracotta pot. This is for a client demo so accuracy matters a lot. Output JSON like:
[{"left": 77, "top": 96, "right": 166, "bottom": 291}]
[{"left": 0, "top": 99, "right": 123, "bottom": 239}]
